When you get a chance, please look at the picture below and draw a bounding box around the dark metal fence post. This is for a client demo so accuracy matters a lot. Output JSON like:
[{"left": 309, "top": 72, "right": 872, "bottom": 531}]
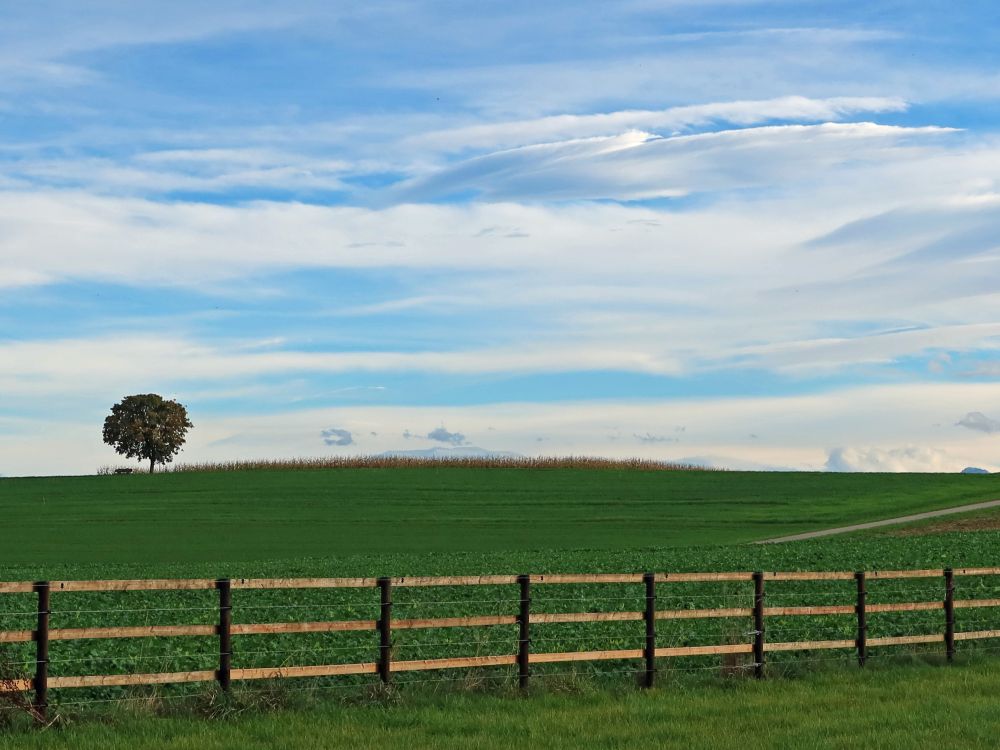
[
  {"left": 855, "top": 571, "right": 867, "bottom": 667},
  {"left": 752, "top": 572, "right": 765, "bottom": 679},
  {"left": 517, "top": 574, "right": 531, "bottom": 690},
  {"left": 217, "top": 578, "right": 232, "bottom": 691},
  {"left": 643, "top": 572, "right": 656, "bottom": 688},
  {"left": 944, "top": 568, "right": 955, "bottom": 663},
  {"left": 33, "top": 581, "right": 49, "bottom": 721},
  {"left": 378, "top": 577, "right": 393, "bottom": 684}
]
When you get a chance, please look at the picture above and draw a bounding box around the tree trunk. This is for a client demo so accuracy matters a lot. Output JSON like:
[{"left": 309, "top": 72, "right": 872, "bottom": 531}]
[{"left": 149, "top": 457, "right": 155, "bottom": 474}]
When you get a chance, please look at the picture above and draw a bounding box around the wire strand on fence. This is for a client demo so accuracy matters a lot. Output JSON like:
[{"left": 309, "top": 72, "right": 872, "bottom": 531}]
[
  {"left": 387, "top": 599, "right": 518, "bottom": 607},
  {"left": 52, "top": 606, "right": 218, "bottom": 615},
  {"left": 390, "top": 641, "right": 511, "bottom": 650},
  {"left": 229, "top": 603, "right": 373, "bottom": 611},
  {"left": 527, "top": 596, "right": 645, "bottom": 603},
  {"left": 233, "top": 645, "right": 372, "bottom": 658}
]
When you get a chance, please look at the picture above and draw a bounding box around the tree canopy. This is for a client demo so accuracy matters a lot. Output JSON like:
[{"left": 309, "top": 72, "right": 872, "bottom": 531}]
[{"left": 102, "top": 394, "right": 193, "bottom": 473}]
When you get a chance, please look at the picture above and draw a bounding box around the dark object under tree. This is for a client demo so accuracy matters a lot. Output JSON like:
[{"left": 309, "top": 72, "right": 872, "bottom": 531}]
[{"left": 102, "top": 394, "right": 193, "bottom": 473}]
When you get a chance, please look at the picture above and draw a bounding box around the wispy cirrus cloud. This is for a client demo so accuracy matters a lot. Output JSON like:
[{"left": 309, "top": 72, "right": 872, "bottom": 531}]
[
  {"left": 398, "top": 123, "right": 957, "bottom": 202},
  {"left": 411, "top": 95, "right": 908, "bottom": 152}
]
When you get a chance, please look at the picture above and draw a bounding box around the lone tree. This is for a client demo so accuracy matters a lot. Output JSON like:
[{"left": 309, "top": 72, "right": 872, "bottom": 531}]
[{"left": 102, "top": 394, "right": 193, "bottom": 473}]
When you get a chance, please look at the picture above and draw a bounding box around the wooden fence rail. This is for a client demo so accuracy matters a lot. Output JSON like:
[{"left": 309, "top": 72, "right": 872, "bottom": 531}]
[{"left": 3, "top": 567, "right": 1000, "bottom": 720}]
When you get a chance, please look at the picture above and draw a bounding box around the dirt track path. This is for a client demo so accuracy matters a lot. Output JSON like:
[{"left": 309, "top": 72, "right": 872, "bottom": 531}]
[{"left": 758, "top": 498, "right": 1000, "bottom": 544}]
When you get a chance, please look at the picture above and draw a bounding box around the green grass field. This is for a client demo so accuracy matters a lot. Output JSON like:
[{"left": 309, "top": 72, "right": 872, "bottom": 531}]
[
  {"left": 2, "top": 467, "right": 1000, "bottom": 747},
  {"left": 4, "top": 659, "right": 999, "bottom": 749},
  {"left": 2, "top": 469, "right": 997, "bottom": 565}
]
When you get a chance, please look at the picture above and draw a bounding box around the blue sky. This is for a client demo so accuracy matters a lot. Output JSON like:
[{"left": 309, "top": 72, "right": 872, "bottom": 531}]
[{"left": 4, "top": 1, "right": 1000, "bottom": 475}]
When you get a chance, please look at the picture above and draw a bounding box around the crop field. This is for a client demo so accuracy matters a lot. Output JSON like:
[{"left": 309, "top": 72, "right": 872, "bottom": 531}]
[
  {"left": 1, "top": 467, "right": 999, "bottom": 745},
  {"left": 1, "top": 468, "right": 996, "bottom": 565}
]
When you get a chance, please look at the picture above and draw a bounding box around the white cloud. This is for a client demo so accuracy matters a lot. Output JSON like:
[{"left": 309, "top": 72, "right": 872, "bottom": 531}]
[
  {"left": 8, "top": 132, "right": 1000, "bottom": 381},
  {"left": 412, "top": 96, "right": 908, "bottom": 152},
  {"left": 321, "top": 427, "right": 353, "bottom": 446},
  {"left": 0, "top": 268, "right": 52, "bottom": 288},
  {"left": 966, "top": 363, "right": 1000, "bottom": 377},
  {"left": 0, "top": 4, "right": 316, "bottom": 66},
  {"left": 4, "top": 113, "right": 1000, "bottom": 416},
  {"left": 386, "top": 18, "right": 1000, "bottom": 122},
  {"left": 0, "top": 335, "right": 682, "bottom": 402},
  {"left": 725, "top": 323, "right": 1000, "bottom": 374},
  {"left": 7, "top": 153, "right": 352, "bottom": 195},
  {"left": 825, "top": 446, "right": 960, "bottom": 473},
  {"left": 956, "top": 412, "right": 1000, "bottom": 435},
  {"left": 426, "top": 427, "right": 467, "bottom": 445},
  {"left": 398, "top": 122, "right": 957, "bottom": 202}
]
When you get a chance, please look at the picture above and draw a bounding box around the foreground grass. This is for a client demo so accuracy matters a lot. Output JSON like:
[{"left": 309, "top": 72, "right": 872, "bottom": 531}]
[
  {"left": 1, "top": 469, "right": 996, "bottom": 564},
  {"left": 3, "top": 659, "right": 998, "bottom": 749}
]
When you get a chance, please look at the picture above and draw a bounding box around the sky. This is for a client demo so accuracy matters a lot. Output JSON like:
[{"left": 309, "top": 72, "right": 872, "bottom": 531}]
[{"left": 4, "top": 0, "right": 1000, "bottom": 476}]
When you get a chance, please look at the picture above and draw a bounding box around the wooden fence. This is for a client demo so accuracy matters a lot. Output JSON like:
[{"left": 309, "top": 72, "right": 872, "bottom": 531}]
[{"left": 3, "top": 567, "right": 1000, "bottom": 720}]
